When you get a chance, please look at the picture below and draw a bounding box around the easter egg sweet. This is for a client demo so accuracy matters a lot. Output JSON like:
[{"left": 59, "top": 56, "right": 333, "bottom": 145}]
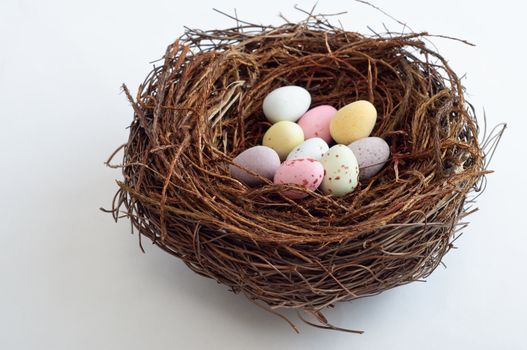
[
  {"left": 262, "top": 121, "right": 304, "bottom": 160},
  {"left": 229, "top": 146, "right": 281, "bottom": 186},
  {"left": 348, "top": 137, "right": 390, "bottom": 180},
  {"left": 274, "top": 157, "right": 324, "bottom": 199},
  {"left": 329, "top": 100, "right": 377, "bottom": 144},
  {"left": 320, "top": 144, "right": 359, "bottom": 197},
  {"left": 286, "top": 137, "right": 329, "bottom": 161},
  {"left": 297, "top": 105, "right": 337, "bottom": 143},
  {"left": 262, "top": 86, "right": 311, "bottom": 123}
]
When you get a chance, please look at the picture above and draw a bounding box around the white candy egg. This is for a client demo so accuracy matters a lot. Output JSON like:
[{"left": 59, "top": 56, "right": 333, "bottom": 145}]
[
  {"left": 262, "top": 86, "right": 311, "bottom": 123},
  {"left": 320, "top": 144, "right": 359, "bottom": 197},
  {"left": 286, "top": 137, "right": 329, "bottom": 161}
]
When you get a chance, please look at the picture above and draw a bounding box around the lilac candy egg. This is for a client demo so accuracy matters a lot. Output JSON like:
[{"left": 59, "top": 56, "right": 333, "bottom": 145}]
[
  {"left": 348, "top": 137, "right": 390, "bottom": 180},
  {"left": 273, "top": 157, "right": 324, "bottom": 199},
  {"left": 229, "top": 146, "right": 281, "bottom": 186},
  {"left": 297, "top": 105, "right": 337, "bottom": 143}
]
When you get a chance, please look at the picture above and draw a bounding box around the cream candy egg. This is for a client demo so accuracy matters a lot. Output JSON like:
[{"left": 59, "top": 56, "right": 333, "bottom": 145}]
[
  {"left": 320, "top": 144, "right": 359, "bottom": 197},
  {"left": 286, "top": 137, "right": 329, "bottom": 162},
  {"left": 229, "top": 146, "right": 281, "bottom": 186},
  {"left": 329, "top": 100, "right": 377, "bottom": 144},
  {"left": 262, "top": 86, "right": 311, "bottom": 123},
  {"left": 262, "top": 121, "right": 304, "bottom": 160},
  {"left": 348, "top": 137, "right": 390, "bottom": 180},
  {"left": 297, "top": 105, "right": 337, "bottom": 143},
  {"left": 274, "top": 157, "right": 324, "bottom": 199}
]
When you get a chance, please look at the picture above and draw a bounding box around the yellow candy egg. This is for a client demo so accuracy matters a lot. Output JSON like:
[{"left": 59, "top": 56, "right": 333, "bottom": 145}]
[
  {"left": 329, "top": 100, "right": 377, "bottom": 144},
  {"left": 262, "top": 121, "right": 304, "bottom": 160}
]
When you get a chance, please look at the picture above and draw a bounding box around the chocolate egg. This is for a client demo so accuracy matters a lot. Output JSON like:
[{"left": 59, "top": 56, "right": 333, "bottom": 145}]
[
  {"left": 274, "top": 157, "right": 324, "bottom": 199},
  {"left": 229, "top": 146, "right": 281, "bottom": 186},
  {"left": 262, "top": 121, "right": 304, "bottom": 160},
  {"left": 286, "top": 137, "right": 329, "bottom": 161},
  {"left": 348, "top": 137, "right": 390, "bottom": 180},
  {"left": 329, "top": 100, "right": 377, "bottom": 144},
  {"left": 262, "top": 86, "right": 311, "bottom": 123},
  {"left": 297, "top": 105, "right": 336, "bottom": 143},
  {"left": 320, "top": 144, "right": 359, "bottom": 197}
]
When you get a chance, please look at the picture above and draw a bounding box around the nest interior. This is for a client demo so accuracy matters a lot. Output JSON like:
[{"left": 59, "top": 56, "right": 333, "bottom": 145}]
[{"left": 107, "top": 14, "right": 492, "bottom": 329}]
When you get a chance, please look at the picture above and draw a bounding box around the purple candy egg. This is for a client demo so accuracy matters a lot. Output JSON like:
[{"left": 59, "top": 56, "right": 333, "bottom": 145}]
[{"left": 229, "top": 146, "right": 281, "bottom": 186}]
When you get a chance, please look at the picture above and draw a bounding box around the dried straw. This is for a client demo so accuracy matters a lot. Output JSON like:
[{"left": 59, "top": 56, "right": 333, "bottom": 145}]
[{"left": 105, "top": 9, "right": 504, "bottom": 332}]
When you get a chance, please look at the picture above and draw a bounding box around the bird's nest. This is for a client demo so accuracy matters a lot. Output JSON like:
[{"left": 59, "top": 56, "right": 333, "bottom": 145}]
[{"left": 105, "top": 10, "right": 504, "bottom": 333}]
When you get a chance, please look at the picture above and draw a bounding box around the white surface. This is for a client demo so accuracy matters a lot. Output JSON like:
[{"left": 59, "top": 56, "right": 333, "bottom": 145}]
[{"left": 0, "top": 1, "right": 525, "bottom": 349}]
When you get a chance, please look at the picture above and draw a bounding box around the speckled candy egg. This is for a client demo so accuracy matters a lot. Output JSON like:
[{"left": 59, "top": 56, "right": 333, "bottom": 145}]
[
  {"left": 329, "top": 100, "right": 377, "bottom": 144},
  {"left": 262, "top": 86, "right": 311, "bottom": 123},
  {"left": 262, "top": 121, "right": 304, "bottom": 160},
  {"left": 297, "top": 105, "right": 337, "bottom": 143},
  {"left": 320, "top": 144, "right": 359, "bottom": 197},
  {"left": 348, "top": 137, "right": 390, "bottom": 180},
  {"left": 274, "top": 157, "right": 324, "bottom": 199},
  {"left": 229, "top": 146, "right": 281, "bottom": 186},
  {"left": 286, "top": 137, "right": 329, "bottom": 161}
]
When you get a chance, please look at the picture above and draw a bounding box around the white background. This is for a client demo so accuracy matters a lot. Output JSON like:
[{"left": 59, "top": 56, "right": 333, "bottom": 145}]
[{"left": 1, "top": 1, "right": 525, "bottom": 349}]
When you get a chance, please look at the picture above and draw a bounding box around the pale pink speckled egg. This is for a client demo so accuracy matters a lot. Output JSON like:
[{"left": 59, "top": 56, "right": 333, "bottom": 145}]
[
  {"left": 273, "top": 157, "right": 324, "bottom": 199},
  {"left": 297, "top": 105, "right": 337, "bottom": 143},
  {"left": 348, "top": 137, "right": 390, "bottom": 180}
]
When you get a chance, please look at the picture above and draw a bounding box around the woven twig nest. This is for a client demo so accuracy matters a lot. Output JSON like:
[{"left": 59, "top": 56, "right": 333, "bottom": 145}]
[{"left": 107, "top": 12, "right": 502, "bottom": 332}]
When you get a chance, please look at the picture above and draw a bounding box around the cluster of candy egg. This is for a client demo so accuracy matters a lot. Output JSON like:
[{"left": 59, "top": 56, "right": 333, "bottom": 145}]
[{"left": 229, "top": 86, "right": 390, "bottom": 199}]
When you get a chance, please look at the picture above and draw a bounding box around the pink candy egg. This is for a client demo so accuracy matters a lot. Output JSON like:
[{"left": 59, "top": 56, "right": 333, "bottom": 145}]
[
  {"left": 297, "top": 105, "right": 337, "bottom": 143},
  {"left": 273, "top": 157, "right": 324, "bottom": 199}
]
